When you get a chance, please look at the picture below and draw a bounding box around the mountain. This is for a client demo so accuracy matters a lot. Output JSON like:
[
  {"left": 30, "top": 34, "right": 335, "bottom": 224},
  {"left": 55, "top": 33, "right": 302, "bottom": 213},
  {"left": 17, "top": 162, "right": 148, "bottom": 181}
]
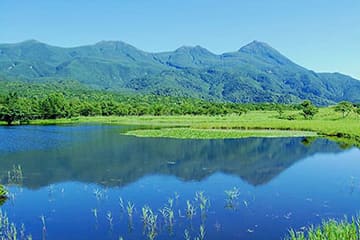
[{"left": 0, "top": 40, "right": 359, "bottom": 104}]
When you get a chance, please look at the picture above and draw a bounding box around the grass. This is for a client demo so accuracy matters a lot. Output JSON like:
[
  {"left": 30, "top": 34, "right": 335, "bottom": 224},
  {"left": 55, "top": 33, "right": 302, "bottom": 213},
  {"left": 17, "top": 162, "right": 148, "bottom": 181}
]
[
  {"left": 124, "top": 128, "right": 317, "bottom": 139},
  {"left": 285, "top": 216, "right": 360, "bottom": 240},
  {"left": 3, "top": 107, "right": 360, "bottom": 145}
]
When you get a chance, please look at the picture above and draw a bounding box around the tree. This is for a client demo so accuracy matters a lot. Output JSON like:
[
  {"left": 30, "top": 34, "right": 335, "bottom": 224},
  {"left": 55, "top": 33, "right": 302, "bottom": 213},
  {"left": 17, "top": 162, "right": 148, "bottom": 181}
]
[
  {"left": 300, "top": 100, "right": 318, "bottom": 119},
  {"left": 334, "top": 101, "right": 354, "bottom": 118},
  {"left": 41, "top": 93, "right": 68, "bottom": 119},
  {"left": 0, "top": 93, "right": 31, "bottom": 125}
]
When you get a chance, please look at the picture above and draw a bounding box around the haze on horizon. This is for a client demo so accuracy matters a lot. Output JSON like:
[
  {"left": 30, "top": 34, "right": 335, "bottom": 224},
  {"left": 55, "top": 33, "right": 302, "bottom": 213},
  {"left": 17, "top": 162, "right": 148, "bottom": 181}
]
[{"left": 0, "top": 0, "right": 359, "bottom": 79}]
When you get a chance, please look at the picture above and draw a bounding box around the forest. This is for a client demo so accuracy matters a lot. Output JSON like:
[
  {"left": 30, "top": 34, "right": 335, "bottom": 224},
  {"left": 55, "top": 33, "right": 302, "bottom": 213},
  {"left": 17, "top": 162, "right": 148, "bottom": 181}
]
[{"left": 0, "top": 81, "right": 359, "bottom": 126}]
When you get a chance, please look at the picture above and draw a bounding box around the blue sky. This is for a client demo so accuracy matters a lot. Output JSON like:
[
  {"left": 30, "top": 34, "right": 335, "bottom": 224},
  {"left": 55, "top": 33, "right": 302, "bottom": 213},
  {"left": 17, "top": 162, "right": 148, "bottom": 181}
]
[{"left": 1, "top": 0, "right": 359, "bottom": 79}]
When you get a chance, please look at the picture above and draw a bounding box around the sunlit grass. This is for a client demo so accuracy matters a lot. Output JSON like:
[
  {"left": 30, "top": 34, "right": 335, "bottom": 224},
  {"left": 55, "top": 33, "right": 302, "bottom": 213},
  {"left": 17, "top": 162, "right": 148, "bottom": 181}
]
[
  {"left": 124, "top": 128, "right": 317, "bottom": 139},
  {"left": 21, "top": 108, "right": 360, "bottom": 145},
  {"left": 284, "top": 216, "right": 360, "bottom": 240}
]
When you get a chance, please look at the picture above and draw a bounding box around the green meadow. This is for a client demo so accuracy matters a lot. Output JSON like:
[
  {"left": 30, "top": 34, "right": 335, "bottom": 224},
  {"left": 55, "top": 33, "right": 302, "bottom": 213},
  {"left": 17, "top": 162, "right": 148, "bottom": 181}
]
[{"left": 27, "top": 107, "right": 360, "bottom": 146}]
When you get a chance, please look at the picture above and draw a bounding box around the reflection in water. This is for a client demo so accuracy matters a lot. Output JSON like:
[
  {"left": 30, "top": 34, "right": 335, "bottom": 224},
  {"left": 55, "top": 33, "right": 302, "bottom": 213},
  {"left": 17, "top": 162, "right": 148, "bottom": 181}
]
[
  {"left": 0, "top": 125, "right": 359, "bottom": 240},
  {"left": 0, "top": 125, "right": 341, "bottom": 188}
]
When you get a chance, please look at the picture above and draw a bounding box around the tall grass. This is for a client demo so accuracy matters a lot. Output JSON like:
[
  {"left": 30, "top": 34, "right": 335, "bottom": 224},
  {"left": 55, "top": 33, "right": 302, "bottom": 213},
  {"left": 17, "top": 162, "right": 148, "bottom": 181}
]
[{"left": 285, "top": 216, "right": 360, "bottom": 240}]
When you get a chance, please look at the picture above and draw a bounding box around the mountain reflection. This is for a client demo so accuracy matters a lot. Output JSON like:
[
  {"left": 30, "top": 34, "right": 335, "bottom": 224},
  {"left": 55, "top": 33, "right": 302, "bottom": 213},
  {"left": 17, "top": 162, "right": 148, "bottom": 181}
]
[{"left": 0, "top": 125, "right": 343, "bottom": 189}]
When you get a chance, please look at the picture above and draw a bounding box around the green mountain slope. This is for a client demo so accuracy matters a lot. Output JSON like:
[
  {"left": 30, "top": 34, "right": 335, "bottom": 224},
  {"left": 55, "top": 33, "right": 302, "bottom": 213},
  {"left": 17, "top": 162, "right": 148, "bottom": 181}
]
[{"left": 0, "top": 40, "right": 359, "bottom": 104}]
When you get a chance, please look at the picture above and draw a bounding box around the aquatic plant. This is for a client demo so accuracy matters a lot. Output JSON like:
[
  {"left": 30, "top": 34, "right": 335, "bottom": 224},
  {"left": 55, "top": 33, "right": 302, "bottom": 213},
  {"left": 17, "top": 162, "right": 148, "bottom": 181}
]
[
  {"left": 0, "top": 185, "right": 8, "bottom": 197},
  {"left": 0, "top": 209, "right": 32, "bottom": 240},
  {"left": 158, "top": 197, "right": 176, "bottom": 230},
  {"left": 126, "top": 201, "right": 135, "bottom": 231},
  {"left": 106, "top": 211, "right": 113, "bottom": 229},
  {"left": 20, "top": 223, "right": 26, "bottom": 239},
  {"left": 168, "top": 197, "right": 174, "bottom": 209},
  {"left": 168, "top": 208, "right": 174, "bottom": 227},
  {"left": 7, "top": 165, "right": 23, "bottom": 186},
  {"left": 119, "top": 197, "right": 125, "bottom": 213},
  {"left": 93, "top": 188, "right": 105, "bottom": 201},
  {"left": 284, "top": 216, "right": 360, "bottom": 240},
  {"left": 186, "top": 200, "right": 196, "bottom": 220},
  {"left": 195, "top": 191, "right": 210, "bottom": 219},
  {"left": 184, "top": 229, "right": 191, "bottom": 240},
  {"left": 0, "top": 185, "right": 8, "bottom": 207},
  {"left": 159, "top": 206, "right": 174, "bottom": 234},
  {"left": 174, "top": 192, "right": 180, "bottom": 201},
  {"left": 91, "top": 208, "right": 98, "bottom": 222},
  {"left": 139, "top": 205, "right": 158, "bottom": 240},
  {"left": 141, "top": 205, "right": 150, "bottom": 224},
  {"left": 195, "top": 225, "right": 206, "bottom": 240},
  {"left": 40, "top": 215, "right": 46, "bottom": 231},
  {"left": 224, "top": 187, "right": 240, "bottom": 209},
  {"left": 126, "top": 201, "right": 135, "bottom": 218}
]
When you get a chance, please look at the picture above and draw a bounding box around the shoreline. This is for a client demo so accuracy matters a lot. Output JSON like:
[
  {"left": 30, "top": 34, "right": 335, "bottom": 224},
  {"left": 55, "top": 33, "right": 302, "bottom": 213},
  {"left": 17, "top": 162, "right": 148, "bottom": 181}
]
[{"left": 0, "top": 110, "right": 357, "bottom": 146}]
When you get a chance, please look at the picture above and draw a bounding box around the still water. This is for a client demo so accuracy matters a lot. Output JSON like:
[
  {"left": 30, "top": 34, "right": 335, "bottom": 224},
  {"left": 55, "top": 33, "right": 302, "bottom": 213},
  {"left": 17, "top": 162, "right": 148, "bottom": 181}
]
[{"left": 0, "top": 125, "right": 359, "bottom": 240}]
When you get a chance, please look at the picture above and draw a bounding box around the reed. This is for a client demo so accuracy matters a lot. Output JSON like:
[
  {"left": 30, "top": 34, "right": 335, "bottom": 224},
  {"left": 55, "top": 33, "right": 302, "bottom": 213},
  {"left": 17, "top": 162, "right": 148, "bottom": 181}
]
[
  {"left": 106, "top": 211, "right": 113, "bottom": 229},
  {"left": 195, "top": 192, "right": 210, "bottom": 215},
  {"left": 126, "top": 201, "right": 135, "bottom": 218},
  {"left": 186, "top": 200, "right": 196, "bottom": 220},
  {"left": 119, "top": 197, "right": 125, "bottom": 213},
  {"left": 224, "top": 187, "right": 240, "bottom": 209},
  {"left": 184, "top": 229, "right": 191, "bottom": 240},
  {"left": 0, "top": 209, "right": 32, "bottom": 240},
  {"left": 284, "top": 216, "right": 360, "bottom": 240},
  {"left": 7, "top": 165, "right": 23, "bottom": 186},
  {"left": 91, "top": 208, "right": 98, "bottom": 223},
  {"left": 140, "top": 206, "right": 157, "bottom": 240}
]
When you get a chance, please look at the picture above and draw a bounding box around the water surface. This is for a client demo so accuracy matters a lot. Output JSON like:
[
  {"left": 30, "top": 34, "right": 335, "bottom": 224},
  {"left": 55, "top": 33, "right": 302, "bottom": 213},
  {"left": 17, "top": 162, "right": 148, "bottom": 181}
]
[{"left": 0, "top": 125, "right": 359, "bottom": 240}]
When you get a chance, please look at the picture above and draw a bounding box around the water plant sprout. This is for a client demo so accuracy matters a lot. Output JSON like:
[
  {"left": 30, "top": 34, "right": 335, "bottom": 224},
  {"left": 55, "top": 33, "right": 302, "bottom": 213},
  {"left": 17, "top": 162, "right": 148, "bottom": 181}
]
[
  {"left": 195, "top": 191, "right": 210, "bottom": 221},
  {"left": 224, "top": 187, "right": 240, "bottom": 209},
  {"left": 106, "top": 211, "right": 113, "bottom": 229},
  {"left": 186, "top": 200, "right": 196, "bottom": 220},
  {"left": 7, "top": 165, "right": 23, "bottom": 186}
]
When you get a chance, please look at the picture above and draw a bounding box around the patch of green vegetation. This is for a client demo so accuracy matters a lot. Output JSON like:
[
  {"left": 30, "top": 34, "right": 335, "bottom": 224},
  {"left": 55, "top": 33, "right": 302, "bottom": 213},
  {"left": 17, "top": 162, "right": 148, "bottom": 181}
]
[
  {"left": 25, "top": 107, "right": 360, "bottom": 146},
  {"left": 0, "top": 85, "right": 359, "bottom": 145},
  {"left": 284, "top": 216, "right": 360, "bottom": 240},
  {"left": 0, "top": 185, "right": 7, "bottom": 198},
  {"left": 0, "top": 185, "right": 8, "bottom": 207},
  {"left": 125, "top": 128, "right": 317, "bottom": 139}
]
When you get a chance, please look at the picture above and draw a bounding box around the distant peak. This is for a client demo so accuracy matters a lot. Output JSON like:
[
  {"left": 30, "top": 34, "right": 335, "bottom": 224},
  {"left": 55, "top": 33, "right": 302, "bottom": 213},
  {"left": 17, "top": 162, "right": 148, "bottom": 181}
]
[
  {"left": 176, "top": 45, "right": 200, "bottom": 50},
  {"left": 95, "top": 40, "right": 128, "bottom": 46},
  {"left": 175, "top": 45, "right": 214, "bottom": 55},
  {"left": 239, "top": 40, "right": 274, "bottom": 52},
  {"left": 20, "top": 39, "right": 44, "bottom": 45},
  {"left": 238, "top": 40, "right": 292, "bottom": 65},
  {"left": 94, "top": 40, "right": 144, "bottom": 52}
]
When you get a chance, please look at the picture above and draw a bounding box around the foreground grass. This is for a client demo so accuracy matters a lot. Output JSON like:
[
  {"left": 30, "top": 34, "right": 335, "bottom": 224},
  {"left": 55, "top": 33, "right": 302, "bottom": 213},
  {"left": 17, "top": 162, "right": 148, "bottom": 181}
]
[
  {"left": 285, "top": 217, "right": 360, "bottom": 240},
  {"left": 12, "top": 108, "right": 360, "bottom": 145}
]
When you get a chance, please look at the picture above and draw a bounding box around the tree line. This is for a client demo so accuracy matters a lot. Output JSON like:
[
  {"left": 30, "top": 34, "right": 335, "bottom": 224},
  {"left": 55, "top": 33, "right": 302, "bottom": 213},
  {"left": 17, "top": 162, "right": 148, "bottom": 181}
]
[
  {"left": 0, "top": 88, "right": 359, "bottom": 125},
  {"left": 0, "top": 91, "right": 302, "bottom": 125}
]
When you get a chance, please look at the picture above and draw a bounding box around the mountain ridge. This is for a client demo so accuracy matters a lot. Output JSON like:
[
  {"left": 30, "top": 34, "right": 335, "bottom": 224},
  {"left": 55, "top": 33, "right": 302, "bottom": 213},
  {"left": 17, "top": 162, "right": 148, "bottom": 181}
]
[{"left": 0, "top": 40, "right": 359, "bottom": 105}]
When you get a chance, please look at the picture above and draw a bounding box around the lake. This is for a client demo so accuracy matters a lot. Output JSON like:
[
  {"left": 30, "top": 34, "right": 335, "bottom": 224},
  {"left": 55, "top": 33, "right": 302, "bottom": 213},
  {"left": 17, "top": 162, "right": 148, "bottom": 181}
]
[{"left": 0, "top": 125, "right": 359, "bottom": 240}]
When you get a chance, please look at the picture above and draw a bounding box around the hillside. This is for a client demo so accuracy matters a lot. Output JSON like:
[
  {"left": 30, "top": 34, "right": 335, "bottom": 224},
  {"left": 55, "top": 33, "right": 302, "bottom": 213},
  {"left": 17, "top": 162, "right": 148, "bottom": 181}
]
[{"left": 0, "top": 40, "right": 359, "bottom": 105}]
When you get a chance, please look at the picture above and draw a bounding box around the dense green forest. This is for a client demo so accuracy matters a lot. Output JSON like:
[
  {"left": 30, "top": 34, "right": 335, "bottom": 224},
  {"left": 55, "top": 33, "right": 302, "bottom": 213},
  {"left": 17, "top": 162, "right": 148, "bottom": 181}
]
[
  {"left": 1, "top": 81, "right": 359, "bottom": 126},
  {"left": 0, "top": 81, "right": 305, "bottom": 125}
]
